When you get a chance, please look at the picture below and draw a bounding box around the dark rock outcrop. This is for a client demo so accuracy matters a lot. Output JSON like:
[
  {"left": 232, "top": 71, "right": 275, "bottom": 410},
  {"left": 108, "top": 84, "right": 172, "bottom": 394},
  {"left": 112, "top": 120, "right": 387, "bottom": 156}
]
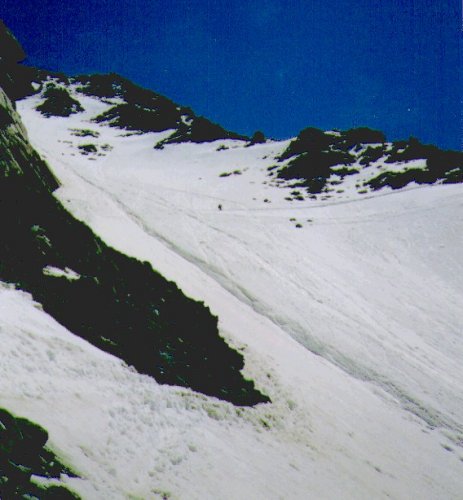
[
  {"left": 249, "top": 130, "right": 266, "bottom": 145},
  {"left": 274, "top": 125, "right": 462, "bottom": 194},
  {"left": 156, "top": 116, "right": 248, "bottom": 147},
  {"left": 275, "top": 127, "right": 358, "bottom": 193},
  {"left": 0, "top": 408, "right": 79, "bottom": 499},
  {"left": 0, "top": 83, "right": 268, "bottom": 406},
  {"left": 366, "top": 138, "right": 463, "bottom": 190},
  {"left": 36, "top": 83, "right": 85, "bottom": 117},
  {"left": 1, "top": 18, "right": 247, "bottom": 145},
  {"left": 93, "top": 102, "right": 180, "bottom": 133},
  {"left": 0, "top": 20, "right": 36, "bottom": 102},
  {"left": 80, "top": 73, "right": 188, "bottom": 133},
  {"left": 72, "top": 73, "right": 248, "bottom": 145}
]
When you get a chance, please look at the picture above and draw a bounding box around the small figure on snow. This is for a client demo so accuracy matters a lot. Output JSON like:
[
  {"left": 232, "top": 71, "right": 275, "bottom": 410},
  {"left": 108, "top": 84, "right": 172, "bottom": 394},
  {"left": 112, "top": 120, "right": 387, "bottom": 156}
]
[{"left": 218, "top": 204, "right": 222, "bottom": 211}]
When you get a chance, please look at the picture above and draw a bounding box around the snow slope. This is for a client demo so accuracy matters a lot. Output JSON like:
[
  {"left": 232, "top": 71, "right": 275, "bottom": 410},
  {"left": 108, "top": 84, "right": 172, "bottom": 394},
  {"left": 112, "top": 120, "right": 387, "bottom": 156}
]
[{"left": 3, "top": 88, "right": 462, "bottom": 498}]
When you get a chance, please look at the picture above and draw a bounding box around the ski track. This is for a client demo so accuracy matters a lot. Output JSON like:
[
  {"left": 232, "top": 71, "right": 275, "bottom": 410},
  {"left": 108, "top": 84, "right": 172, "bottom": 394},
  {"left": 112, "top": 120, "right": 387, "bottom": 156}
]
[
  {"left": 59, "top": 164, "right": 463, "bottom": 436},
  {"left": 8, "top": 94, "right": 463, "bottom": 499},
  {"left": 34, "top": 130, "right": 463, "bottom": 438}
]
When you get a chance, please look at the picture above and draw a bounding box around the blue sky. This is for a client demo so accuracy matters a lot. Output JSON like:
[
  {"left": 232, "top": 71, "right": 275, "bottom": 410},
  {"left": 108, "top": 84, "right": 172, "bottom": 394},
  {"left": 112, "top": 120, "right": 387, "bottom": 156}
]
[{"left": 2, "top": 0, "right": 461, "bottom": 149}]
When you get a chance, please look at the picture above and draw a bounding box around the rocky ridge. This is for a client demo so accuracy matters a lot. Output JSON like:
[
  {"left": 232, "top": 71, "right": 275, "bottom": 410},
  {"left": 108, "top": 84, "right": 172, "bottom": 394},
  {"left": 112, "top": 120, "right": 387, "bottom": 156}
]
[{"left": 0, "top": 22, "right": 268, "bottom": 406}]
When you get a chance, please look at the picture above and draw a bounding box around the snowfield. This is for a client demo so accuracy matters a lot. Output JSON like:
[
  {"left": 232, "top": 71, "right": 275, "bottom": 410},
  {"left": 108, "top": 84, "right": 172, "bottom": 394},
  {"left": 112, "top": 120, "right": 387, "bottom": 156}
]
[{"left": 1, "top": 90, "right": 460, "bottom": 498}]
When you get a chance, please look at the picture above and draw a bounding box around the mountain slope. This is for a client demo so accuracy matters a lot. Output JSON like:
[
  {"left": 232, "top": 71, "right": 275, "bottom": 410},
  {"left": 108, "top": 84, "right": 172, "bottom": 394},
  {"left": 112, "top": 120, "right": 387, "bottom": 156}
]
[
  {"left": 1, "top": 20, "right": 462, "bottom": 499},
  {"left": 17, "top": 80, "right": 463, "bottom": 434},
  {"left": 0, "top": 63, "right": 267, "bottom": 405},
  {"left": 7, "top": 73, "right": 462, "bottom": 498}
]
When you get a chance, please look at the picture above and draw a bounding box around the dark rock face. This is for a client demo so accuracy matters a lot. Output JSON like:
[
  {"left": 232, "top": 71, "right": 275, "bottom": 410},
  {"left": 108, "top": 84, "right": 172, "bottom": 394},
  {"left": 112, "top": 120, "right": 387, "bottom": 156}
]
[
  {"left": 0, "top": 18, "right": 246, "bottom": 144},
  {"left": 93, "top": 102, "right": 180, "bottom": 133},
  {"left": 340, "top": 127, "right": 385, "bottom": 150},
  {"left": 0, "top": 86, "right": 268, "bottom": 406},
  {"left": 80, "top": 73, "right": 188, "bottom": 132},
  {"left": 36, "top": 84, "right": 85, "bottom": 117},
  {"left": 279, "top": 127, "right": 334, "bottom": 161},
  {"left": 274, "top": 126, "right": 463, "bottom": 194},
  {"left": 0, "top": 408, "right": 79, "bottom": 499},
  {"left": 74, "top": 73, "right": 126, "bottom": 98},
  {"left": 249, "top": 130, "right": 266, "bottom": 145},
  {"left": 72, "top": 73, "right": 248, "bottom": 145},
  {"left": 359, "top": 145, "right": 386, "bottom": 165},
  {"left": 275, "top": 127, "right": 361, "bottom": 193},
  {"left": 277, "top": 150, "right": 355, "bottom": 194},
  {"left": 0, "top": 20, "right": 26, "bottom": 64},
  {"left": 156, "top": 116, "right": 248, "bottom": 147},
  {"left": 279, "top": 126, "right": 385, "bottom": 163},
  {"left": 366, "top": 138, "right": 463, "bottom": 190},
  {"left": 0, "top": 20, "right": 36, "bottom": 102},
  {"left": 0, "top": 90, "right": 58, "bottom": 190}
]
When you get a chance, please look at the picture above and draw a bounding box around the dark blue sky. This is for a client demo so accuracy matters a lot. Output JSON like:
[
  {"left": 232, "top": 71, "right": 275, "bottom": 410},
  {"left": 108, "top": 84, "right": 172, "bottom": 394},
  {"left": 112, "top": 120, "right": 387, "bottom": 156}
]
[{"left": 2, "top": 0, "right": 461, "bottom": 149}]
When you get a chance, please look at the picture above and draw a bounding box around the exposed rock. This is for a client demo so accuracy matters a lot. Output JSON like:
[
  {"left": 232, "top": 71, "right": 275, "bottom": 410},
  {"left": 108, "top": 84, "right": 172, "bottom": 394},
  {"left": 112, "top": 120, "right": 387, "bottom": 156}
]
[
  {"left": 93, "top": 102, "right": 180, "bottom": 132},
  {"left": 249, "top": 130, "right": 266, "bottom": 145},
  {"left": 0, "top": 408, "right": 79, "bottom": 499},
  {"left": 274, "top": 125, "right": 462, "bottom": 194},
  {"left": 0, "top": 85, "right": 268, "bottom": 406},
  {"left": 0, "top": 87, "right": 58, "bottom": 189},
  {"left": 275, "top": 127, "right": 356, "bottom": 193},
  {"left": 36, "top": 84, "right": 85, "bottom": 117},
  {"left": 0, "top": 19, "right": 36, "bottom": 101},
  {"left": 156, "top": 116, "right": 248, "bottom": 147},
  {"left": 73, "top": 73, "right": 248, "bottom": 144},
  {"left": 0, "top": 20, "right": 26, "bottom": 64}
]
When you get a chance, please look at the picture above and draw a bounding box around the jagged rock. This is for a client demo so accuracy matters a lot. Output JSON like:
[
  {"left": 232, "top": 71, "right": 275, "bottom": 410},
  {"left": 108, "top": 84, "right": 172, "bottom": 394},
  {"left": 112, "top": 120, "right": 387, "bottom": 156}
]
[
  {"left": 278, "top": 149, "right": 355, "bottom": 193},
  {"left": 274, "top": 125, "right": 461, "bottom": 194},
  {"left": 0, "top": 19, "right": 36, "bottom": 101},
  {"left": 156, "top": 116, "right": 248, "bottom": 148},
  {"left": 278, "top": 127, "right": 332, "bottom": 161},
  {"left": 338, "top": 127, "right": 386, "bottom": 150},
  {"left": 0, "top": 408, "right": 79, "bottom": 499},
  {"left": 0, "top": 87, "right": 58, "bottom": 189},
  {"left": 363, "top": 137, "right": 463, "bottom": 190},
  {"left": 81, "top": 73, "right": 248, "bottom": 144},
  {"left": 82, "top": 73, "right": 188, "bottom": 133},
  {"left": 93, "top": 102, "right": 180, "bottom": 132},
  {"left": 0, "top": 20, "right": 26, "bottom": 64},
  {"left": 249, "top": 130, "right": 266, "bottom": 145},
  {"left": 0, "top": 85, "right": 268, "bottom": 406},
  {"left": 36, "top": 84, "right": 85, "bottom": 117},
  {"left": 359, "top": 145, "right": 387, "bottom": 165},
  {"left": 276, "top": 127, "right": 356, "bottom": 193}
]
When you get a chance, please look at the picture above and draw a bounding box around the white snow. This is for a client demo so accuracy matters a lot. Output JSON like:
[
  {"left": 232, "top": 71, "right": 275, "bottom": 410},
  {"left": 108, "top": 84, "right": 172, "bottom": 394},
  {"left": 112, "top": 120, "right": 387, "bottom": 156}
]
[
  {"left": 43, "top": 265, "right": 81, "bottom": 281},
  {"left": 2, "top": 91, "right": 461, "bottom": 499}
]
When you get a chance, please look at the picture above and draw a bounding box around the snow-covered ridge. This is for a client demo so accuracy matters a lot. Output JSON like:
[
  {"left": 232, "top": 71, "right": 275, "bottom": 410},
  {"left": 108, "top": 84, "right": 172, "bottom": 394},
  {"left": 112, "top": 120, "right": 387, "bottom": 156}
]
[
  {"left": 11, "top": 75, "right": 463, "bottom": 498},
  {"left": 1, "top": 20, "right": 462, "bottom": 497},
  {"left": 31, "top": 73, "right": 248, "bottom": 147},
  {"left": 0, "top": 81, "right": 269, "bottom": 407},
  {"left": 25, "top": 75, "right": 463, "bottom": 206}
]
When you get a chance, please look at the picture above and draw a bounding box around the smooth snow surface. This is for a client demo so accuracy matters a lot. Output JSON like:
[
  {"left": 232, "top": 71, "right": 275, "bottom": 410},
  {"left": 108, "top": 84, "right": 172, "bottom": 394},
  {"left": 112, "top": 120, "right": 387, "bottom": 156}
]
[{"left": 3, "top": 92, "right": 461, "bottom": 498}]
